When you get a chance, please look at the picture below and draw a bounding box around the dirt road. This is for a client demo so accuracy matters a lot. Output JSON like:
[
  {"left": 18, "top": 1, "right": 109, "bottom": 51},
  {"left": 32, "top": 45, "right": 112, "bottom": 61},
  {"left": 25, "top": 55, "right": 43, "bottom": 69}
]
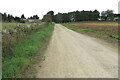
[{"left": 35, "top": 24, "right": 118, "bottom": 78}]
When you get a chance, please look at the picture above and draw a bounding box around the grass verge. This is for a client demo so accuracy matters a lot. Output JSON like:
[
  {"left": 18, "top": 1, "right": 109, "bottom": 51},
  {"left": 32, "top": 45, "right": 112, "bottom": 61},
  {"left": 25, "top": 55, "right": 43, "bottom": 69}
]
[
  {"left": 21, "top": 23, "right": 54, "bottom": 78},
  {"left": 62, "top": 24, "right": 120, "bottom": 40},
  {"left": 3, "top": 23, "right": 54, "bottom": 78}
]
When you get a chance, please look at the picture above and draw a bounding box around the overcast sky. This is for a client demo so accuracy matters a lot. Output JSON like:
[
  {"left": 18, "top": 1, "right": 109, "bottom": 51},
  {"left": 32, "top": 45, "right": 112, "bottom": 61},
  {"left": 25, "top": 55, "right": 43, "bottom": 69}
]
[{"left": 0, "top": 0, "right": 119, "bottom": 19}]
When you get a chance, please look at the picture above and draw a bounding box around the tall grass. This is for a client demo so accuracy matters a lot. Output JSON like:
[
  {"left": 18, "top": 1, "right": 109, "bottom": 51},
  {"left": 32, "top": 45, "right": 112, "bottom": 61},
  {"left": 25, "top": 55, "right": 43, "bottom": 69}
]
[
  {"left": 2, "top": 23, "right": 43, "bottom": 57},
  {"left": 2, "top": 23, "right": 38, "bottom": 30},
  {"left": 2, "top": 23, "right": 54, "bottom": 78}
]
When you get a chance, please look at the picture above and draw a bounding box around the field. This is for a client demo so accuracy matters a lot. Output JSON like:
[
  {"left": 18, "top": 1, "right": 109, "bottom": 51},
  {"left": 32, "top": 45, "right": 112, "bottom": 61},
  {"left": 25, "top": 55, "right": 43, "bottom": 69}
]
[
  {"left": 63, "top": 21, "right": 119, "bottom": 46},
  {"left": 2, "top": 22, "right": 54, "bottom": 78},
  {"left": 2, "top": 23, "right": 37, "bottom": 30}
]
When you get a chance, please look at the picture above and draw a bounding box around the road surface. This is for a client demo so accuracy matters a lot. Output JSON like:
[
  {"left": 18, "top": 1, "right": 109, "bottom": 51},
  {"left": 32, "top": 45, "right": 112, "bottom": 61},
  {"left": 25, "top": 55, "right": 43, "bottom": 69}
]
[{"left": 35, "top": 24, "right": 118, "bottom": 78}]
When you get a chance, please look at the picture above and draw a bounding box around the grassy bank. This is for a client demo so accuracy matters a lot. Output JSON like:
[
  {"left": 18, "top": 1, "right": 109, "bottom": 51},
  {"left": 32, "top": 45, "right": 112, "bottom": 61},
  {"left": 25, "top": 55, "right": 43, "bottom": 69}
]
[
  {"left": 2, "top": 23, "right": 44, "bottom": 57},
  {"left": 63, "top": 25, "right": 97, "bottom": 33},
  {"left": 3, "top": 23, "right": 54, "bottom": 78},
  {"left": 62, "top": 22, "right": 119, "bottom": 40},
  {"left": 63, "top": 24, "right": 120, "bottom": 39}
]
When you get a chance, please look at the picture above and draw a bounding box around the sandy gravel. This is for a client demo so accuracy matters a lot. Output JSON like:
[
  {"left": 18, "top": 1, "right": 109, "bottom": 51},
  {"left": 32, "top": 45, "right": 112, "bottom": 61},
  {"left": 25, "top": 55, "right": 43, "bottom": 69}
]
[{"left": 35, "top": 24, "right": 118, "bottom": 78}]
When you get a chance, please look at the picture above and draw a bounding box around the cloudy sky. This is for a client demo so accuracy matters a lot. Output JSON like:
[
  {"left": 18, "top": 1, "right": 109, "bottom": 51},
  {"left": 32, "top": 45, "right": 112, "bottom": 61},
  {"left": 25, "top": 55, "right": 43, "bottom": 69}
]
[{"left": 0, "top": 0, "right": 119, "bottom": 19}]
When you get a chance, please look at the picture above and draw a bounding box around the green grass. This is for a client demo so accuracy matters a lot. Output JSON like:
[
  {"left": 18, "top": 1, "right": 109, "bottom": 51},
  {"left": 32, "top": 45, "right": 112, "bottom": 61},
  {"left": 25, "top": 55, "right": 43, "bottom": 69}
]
[
  {"left": 62, "top": 24, "right": 120, "bottom": 40},
  {"left": 79, "top": 29, "right": 96, "bottom": 32},
  {"left": 63, "top": 24, "right": 97, "bottom": 33},
  {"left": 2, "top": 23, "right": 18, "bottom": 29},
  {"left": 3, "top": 23, "right": 54, "bottom": 78},
  {"left": 109, "top": 34, "right": 120, "bottom": 40},
  {"left": 2, "top": 22, "right": 37, "bottom": 29},
  {"left": 2, "top": 22, "right": 43, "bottom": 57}
]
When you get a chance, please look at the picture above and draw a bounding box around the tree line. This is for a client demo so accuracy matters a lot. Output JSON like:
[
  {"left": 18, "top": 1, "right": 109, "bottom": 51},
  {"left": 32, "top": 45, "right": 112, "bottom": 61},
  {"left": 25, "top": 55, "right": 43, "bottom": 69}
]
[
  {"left": 1, "top": 9, "right": 119, "bottom": 23},
  {"left": 0, "top": 13, "right": 39, "bottom": 23},
  {"left": 42, "top": 9, "right": 119, "bottom": 23}
]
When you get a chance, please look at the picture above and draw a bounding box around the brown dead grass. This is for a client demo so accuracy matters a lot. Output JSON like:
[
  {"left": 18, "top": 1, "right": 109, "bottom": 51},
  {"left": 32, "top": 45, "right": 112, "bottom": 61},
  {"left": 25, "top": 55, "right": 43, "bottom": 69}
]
[
  {"left": 72, "top": 22, "right": 118, "bottom": 26},
  {"left": 66, "top": 21, "right": 118, "bottom": 35}
]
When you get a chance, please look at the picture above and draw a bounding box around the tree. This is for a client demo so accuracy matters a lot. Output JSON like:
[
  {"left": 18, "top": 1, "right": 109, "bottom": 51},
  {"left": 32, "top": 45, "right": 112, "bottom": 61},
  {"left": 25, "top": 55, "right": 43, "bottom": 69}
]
[
  {"left": 42, "top": 11, "right": 54, "bottom": 22},
  {"left": 14, "top": 16, "right": 21, "bottom": 22},
  {"left": 70, "top": 12, "right": 77, "bottom": 22},
  {"left": 7, "top": 14, "right": 13, "bottom": 22},
  {"left": 92, "top": 10, "right": 100, "bottom": 21},
  {"left": 29, "top": 15, "right": 39, "bottom": 19},
  {"left": 21, "top": 14, "right": 26, "bottom": 19},
  {"left": 47, "top": 11, "right": 54, "bottom": 21},
  {"left": 33, "top": 15, "right": 39, "bottom": 19},
  {"left": 101, "top": 10, "right": 114, "bottom": 21},
  {"left": 42, "top": 15, "right": 52, "bottom": 22},
  {"left": 53, "top": 10, "right": 101, "bottom": 23},
  {"left": 54, "top": 13, "right": 63, "bottom": 23},
  {"left": 29, "top": 16, "right": 33, "bottom": 19},
  {"left": 62, "top": 13, "right": 70, "bottom": 23},
  {"left": 101, "top": 11, "right": 107, "bottom": 21},
  {"left": 2, "top": 13, "right": 7, "bottom": 22}
]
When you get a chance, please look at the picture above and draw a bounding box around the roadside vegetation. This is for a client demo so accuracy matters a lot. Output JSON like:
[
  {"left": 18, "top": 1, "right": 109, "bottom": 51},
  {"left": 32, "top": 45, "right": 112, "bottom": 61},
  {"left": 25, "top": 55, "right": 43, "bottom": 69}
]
[
  {"left": 2, "top": 23, "right": 37, "bottom": 30},
  {"left": 2, "top": 22, "right": 54, "bottom": 78},
  {"left": 62, "top": 21, "right": 119, "bottom": 45}
]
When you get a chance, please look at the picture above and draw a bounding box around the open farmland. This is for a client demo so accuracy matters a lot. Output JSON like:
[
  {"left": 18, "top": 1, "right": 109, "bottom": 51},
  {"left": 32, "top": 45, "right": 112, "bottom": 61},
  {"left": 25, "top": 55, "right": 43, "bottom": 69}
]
[
  {"left": 63, "top": 21, "right": 119, "bottom": 46},
  {"left": 64, "top": 22, "right": 118, "bottom": 34}
]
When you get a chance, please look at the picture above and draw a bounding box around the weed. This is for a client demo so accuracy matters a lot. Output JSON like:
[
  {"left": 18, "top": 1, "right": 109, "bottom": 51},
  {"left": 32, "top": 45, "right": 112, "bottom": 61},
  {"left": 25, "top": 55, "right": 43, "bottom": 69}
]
[
  {"left": 2, "top": 23, "right": 54, "bottom": 78},
  {"left": 109, "top": 34, "right": 120, "bottom": 40}
]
